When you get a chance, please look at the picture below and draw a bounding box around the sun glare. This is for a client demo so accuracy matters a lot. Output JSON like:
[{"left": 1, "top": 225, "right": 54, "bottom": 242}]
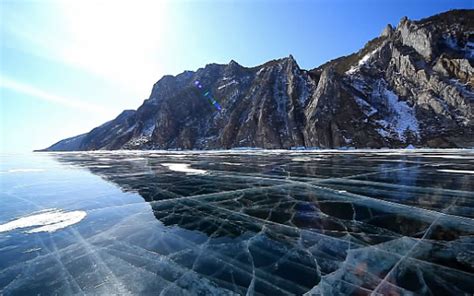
[{"left": 56, "top": 0, "right": 169, "bottom": 97}]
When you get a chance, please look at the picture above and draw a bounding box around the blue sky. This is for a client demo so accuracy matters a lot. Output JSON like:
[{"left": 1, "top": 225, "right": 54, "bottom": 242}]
[{"left": 1, "top": 0, "right": 472, "bottom": 152}]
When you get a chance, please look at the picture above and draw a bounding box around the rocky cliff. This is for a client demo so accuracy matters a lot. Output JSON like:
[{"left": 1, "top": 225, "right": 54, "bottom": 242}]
[{"left": 43, "top": 10, "right": 474, "bottom": 151}]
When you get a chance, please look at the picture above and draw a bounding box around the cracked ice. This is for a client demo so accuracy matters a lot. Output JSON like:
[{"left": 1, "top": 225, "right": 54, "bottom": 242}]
[{"left": 0, "top": 149, "right": 473, "bottom": 295}]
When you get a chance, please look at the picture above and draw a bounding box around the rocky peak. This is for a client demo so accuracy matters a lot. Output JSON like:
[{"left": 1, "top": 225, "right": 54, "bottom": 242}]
[
  {"left": 316, "top": 66, "right": 335, "bottom": 89},
  {"left": 381, "top": 24, "right": 394, "bottom": 38},
  {"left": 396, "top": 16, "right": 435, "bottom": 60},
  {"left": 223, "top": 59, "right": 244, "bottom": 77},
  {"left": 228, "top": 59, "right": 241, "bottom": 67},
  {"left": 398, "top": 16, "right": 409, "bottom": 27},
  {"left": 285, "top": 54, "right": 298, "bottom": 66},
  {"left": 275, "top": 54, "right": 301, "bottom": 75},
  {"left": 117, "top": 109, "right": 136, "bottom": 119},
  {"left": 149, "top": 75, "right": 179, "bottom": 102}
]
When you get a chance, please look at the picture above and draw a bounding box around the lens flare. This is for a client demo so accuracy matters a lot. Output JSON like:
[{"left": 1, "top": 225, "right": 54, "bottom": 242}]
[{"left": 194, "top": 80, "right": 222, "bottom": 112}]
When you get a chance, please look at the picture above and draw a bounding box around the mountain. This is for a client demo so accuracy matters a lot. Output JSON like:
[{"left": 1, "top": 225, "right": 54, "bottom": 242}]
[{"left": 42, "top": 10, "right": 474, "bottom": 151}]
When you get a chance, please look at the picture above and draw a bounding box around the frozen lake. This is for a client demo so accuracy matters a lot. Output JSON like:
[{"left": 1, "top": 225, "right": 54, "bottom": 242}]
[{"left": 0, "top": 150, "right": 473, "bottom": 295}]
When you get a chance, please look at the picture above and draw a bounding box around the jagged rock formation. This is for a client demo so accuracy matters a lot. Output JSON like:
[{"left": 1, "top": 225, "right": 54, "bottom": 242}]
[{"left": 43, "top": 10, "right": 474, "bottom": 151}]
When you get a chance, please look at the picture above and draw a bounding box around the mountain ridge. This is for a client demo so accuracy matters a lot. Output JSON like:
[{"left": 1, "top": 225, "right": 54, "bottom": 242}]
[{"left": 41, "top": 9, "right": 474, "bottom": 151}]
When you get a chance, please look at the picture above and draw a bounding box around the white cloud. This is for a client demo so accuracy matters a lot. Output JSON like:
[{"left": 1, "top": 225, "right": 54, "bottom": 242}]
[{"left": 0, "top": 75, "right": 111, "bottom": 114}]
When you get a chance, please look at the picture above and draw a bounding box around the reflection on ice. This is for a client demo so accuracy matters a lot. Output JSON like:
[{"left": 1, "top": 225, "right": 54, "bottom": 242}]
[
  {"left": 0, "top": 208, "right": 87, "bottom": 233},
  {"left": 161, "top": 163, "right": 207, "bottom": 175},
  {"left": 438, "top": 169, "right": 474, "bottom": 174}
]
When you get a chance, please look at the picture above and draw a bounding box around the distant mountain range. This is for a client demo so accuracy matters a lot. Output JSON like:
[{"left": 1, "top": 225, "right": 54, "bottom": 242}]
[{"left": 42, "top": 10, "right": 473, "bottom": 151}]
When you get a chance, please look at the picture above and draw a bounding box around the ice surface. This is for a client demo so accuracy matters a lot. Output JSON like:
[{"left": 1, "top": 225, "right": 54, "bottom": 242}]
[{"left": 0, "top": 150, "right": 473, "bottom": 295}]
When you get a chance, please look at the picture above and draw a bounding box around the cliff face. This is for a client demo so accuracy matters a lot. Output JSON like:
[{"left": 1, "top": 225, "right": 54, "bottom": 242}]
[{"left": 44, "top": 10, "right": 474, "bottom": 151}]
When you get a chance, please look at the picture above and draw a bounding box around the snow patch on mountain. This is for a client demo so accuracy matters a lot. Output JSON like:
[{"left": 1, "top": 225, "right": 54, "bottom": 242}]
[
  {"left": 443, "top": 34, "right": 474, "bottom": 59},
  {"left": 373, "top": 81, "right": 420, "bottom": 142},
  {"left": 256, "top": 67, "right": 266, "bottom": 75},
  {"left": 346, "top": 48, "right": 380, "bottom": 74},
  {"left": 142, "top": 120, "right": 156, "bottom": 136},
  {"left": 218, "top": 80, "right": 238, "bottom": 90},
  {"left": 354, "top": 96, "right": 378, "bottom": 117}
]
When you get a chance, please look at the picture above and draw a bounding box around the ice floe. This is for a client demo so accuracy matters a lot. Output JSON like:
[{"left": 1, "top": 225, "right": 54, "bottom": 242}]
[{"left": 0, "top": 209, "right": 87, "bottom": 234}]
